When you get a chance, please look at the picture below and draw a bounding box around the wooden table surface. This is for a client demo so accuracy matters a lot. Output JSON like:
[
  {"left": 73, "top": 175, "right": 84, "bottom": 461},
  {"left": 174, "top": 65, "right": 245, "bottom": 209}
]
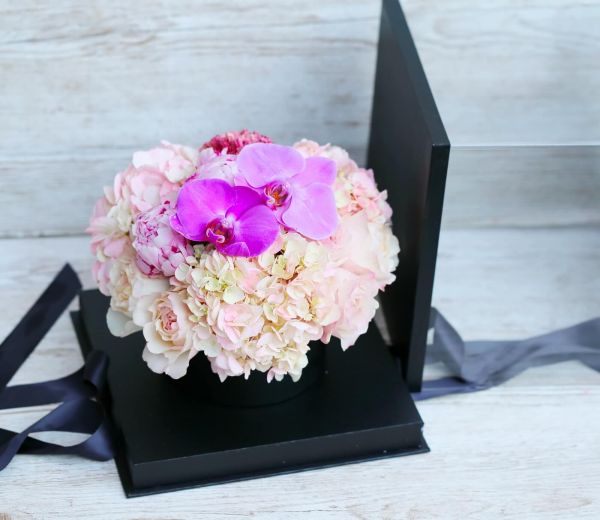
[{"left": 0, "top": 231, "right": 598, "bottom": 520}]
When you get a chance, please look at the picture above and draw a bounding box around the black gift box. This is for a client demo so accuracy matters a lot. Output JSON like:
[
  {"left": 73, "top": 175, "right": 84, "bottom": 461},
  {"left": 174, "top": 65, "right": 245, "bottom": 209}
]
[{"left": 71, "top": 0, "right": 449, "bottom": 497}]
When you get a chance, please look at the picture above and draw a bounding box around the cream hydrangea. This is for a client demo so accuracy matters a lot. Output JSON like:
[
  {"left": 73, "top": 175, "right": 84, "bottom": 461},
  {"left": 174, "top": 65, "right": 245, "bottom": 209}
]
[{"left": 173, "top": 234, "right": 338, "bottom": 381}]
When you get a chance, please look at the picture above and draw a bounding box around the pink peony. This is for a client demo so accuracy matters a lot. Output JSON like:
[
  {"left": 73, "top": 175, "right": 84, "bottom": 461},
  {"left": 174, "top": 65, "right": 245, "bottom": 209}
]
[
  {"left": 201, "top": 129, "right": 272, "bottom": 155},
  {"left": 193, "top": 147, "right": 238, "bottom": 183},
  {"left": 132, "top": 200, "right": 193, "bottom": 277},
  {"left": 114, "top": 164, "right": 179, "bottom": 217},
  {"left": 132, "top": 141, "right": 199, "bottom": 183}
]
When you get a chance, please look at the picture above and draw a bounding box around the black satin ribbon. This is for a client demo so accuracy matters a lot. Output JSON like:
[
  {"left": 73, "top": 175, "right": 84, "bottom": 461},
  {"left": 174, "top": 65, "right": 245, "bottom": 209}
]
[
  {"left": 415, "top": 308, "right": 600, "bottom": 400},
  {"left": 0, "top": 264, "right": 113, "bottom": 471}
]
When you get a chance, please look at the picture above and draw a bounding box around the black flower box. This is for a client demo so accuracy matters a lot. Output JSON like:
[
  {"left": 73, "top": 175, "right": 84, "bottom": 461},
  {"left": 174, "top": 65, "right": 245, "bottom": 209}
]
[{"left": 71, "top": 0, "right": 449, "bottom": 497}]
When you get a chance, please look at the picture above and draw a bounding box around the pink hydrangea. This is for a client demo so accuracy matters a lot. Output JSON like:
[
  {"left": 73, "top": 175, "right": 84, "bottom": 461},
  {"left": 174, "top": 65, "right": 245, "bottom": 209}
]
[
  {"left": 132, "top": 200, "right": 193, "bottom": 277},
  {"left": 324, "top": 272, "right": 381, "bottom": 350},
  {"left": 328, "top": 210, "right": 399, "bottom": 288}
]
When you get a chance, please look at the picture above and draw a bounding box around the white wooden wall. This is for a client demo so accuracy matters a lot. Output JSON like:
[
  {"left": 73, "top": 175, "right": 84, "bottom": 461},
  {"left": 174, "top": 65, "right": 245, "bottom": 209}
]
[
  {"left": 2, "top": 0, "right": 599, "bottom": 233},
  {"left": 1, "top": 0, "right": 599, "bottom": 332},
  {"left": 0, "top": 0, "right": 380, "bottom": 237},
  {"left": 0, "top": 0, "right": 598, "bottom": 306}
]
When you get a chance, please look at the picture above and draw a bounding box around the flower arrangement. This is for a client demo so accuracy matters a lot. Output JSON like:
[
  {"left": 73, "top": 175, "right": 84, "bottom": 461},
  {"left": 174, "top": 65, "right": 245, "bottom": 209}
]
[{"left": 88, "top": 131, "right": 399, "bottom": 383}]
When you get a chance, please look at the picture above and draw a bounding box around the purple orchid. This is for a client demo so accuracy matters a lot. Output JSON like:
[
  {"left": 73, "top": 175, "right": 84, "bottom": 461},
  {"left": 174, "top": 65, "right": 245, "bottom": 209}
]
[
  {"left": 170, "top": 178, "right": 279, "bottom": 257},
  {"left": 236, "top": 143, "right": 338, "bottom": 240}
]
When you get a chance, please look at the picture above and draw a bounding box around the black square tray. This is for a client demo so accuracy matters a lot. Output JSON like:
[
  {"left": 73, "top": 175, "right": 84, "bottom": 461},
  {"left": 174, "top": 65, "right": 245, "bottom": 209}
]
[{"left": 73, "top": 290, "right": 427, "bottom": 497}]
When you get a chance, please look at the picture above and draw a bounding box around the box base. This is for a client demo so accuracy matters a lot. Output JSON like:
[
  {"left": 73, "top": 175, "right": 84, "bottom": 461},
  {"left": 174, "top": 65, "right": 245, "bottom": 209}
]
[{"left": 72, "top": 290, "right": 428, "bottom": 497}]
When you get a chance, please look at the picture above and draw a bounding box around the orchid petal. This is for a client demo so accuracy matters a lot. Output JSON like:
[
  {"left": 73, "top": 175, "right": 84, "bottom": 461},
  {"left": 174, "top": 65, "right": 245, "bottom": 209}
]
[
  {"left": 237, "top": 143, "right": 304, "bottom": 187},
  {"left": 173, "top": 179, "right": 235, "bottom": 240},
  {"left": 226, "top": 186, "right": 265, "bottom": 219},
  {"left": 220, "top": 205, "right": 279, "bottom": 257},
  {"left": 169, "top": 213, "right": 186, "bottom": 237},
  {"left": 282, "top": 183, "right": 338, "bottom": 240},
  {"left": 295, "top": 156, "right": 336, "bottom": 186}
]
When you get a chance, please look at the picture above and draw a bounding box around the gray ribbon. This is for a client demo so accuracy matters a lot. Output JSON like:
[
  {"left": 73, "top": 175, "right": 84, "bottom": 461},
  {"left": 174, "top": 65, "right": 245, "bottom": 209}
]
[{"left": 415, "top": 309, "right": 600, "bottom": 400}]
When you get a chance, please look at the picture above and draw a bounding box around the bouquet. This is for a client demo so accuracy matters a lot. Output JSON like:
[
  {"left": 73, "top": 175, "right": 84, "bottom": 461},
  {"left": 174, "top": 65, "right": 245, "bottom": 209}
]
[{"left": 88, "top": 130, "right": 399, "bottom": 383}]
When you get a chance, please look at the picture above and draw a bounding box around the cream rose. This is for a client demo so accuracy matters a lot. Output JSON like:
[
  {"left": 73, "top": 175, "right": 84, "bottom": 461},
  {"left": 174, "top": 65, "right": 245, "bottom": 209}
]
[{"left": 142, "top": 290, "right": 198, "bottom": 379}]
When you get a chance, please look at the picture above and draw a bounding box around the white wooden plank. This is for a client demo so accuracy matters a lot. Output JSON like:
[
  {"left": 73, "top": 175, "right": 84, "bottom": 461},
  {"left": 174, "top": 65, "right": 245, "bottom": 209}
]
[
  {"left": 0, "top": 0, "right": 379, "bottom": 237},
  {"left": 2, "top": 143, "right": 600, "bottom": 237},
  {"left": 3, "top": 0, "right": 600, "bottom": 236},
  {"left": 0, "top": 386, "right": 598, "bottom": 518},
  {"left": 0, "top": 0, "right": 379, "bottom": 156},
  {"left": 444, "top": 145, "right": 600, "bottom": 229},
  {"left": 403, "top": 0, "right": 600, "bottom": 145},
  {"left": 433, "top": 227, "right": 600, "bottom": 340}
]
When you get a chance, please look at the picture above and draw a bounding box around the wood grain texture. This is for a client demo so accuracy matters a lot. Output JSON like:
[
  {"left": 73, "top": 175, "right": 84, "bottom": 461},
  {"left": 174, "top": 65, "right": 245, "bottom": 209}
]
[
  {"left": 403, "top": 0, "right": 600, "bottom": 146},
  {"left": 0, "top": 0, "right": 379, "bottom": 237},
  {"left": 0, "top": 229, "right": 599, "bottom": 520},
  {"left": 2, "top": 143, "right": 600, "bottom": 237},
  {"left": 444, "top": 145, "right": 600, "bottom": 229},
  {"left": 2, "top": 0, "right": 600, "bottom": 236}
]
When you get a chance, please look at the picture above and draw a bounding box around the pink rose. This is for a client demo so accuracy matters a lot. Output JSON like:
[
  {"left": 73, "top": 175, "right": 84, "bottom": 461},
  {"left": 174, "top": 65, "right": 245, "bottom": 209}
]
[{"left": 132, "top": 201, "right": 193, "bottom": 277}]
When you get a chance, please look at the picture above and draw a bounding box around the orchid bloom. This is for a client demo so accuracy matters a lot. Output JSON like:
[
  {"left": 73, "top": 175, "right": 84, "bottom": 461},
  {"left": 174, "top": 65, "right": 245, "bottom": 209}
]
[
  {"left": 236, "top": 143, "right": 338, "bottom": 240},
  {"left": 170, "top": 179, "right": 279, "bottom": 257}
]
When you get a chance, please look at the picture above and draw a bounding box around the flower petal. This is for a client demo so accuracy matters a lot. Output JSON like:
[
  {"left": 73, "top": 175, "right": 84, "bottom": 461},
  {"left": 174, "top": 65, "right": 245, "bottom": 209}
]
[
  {"left": 174, "top": 179, "right": 235, "bottom": 240},
  {"left": 237, "top": 143, "right": 304, "bottom": 187},
  {"left": 220, "top": 205, "right": 279, "bottom": 257},
  {"left": 282, "top": 183, "right": 338, "bottom": 240},
  {"left": 106, "top": 308, "right": 140, "bottom": 337},
  {"left": 227, "top": 186, "right": 265, "bottom": 219},
  {"left": 295, "top": 156, "right": 336, "bottom": 186}
]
